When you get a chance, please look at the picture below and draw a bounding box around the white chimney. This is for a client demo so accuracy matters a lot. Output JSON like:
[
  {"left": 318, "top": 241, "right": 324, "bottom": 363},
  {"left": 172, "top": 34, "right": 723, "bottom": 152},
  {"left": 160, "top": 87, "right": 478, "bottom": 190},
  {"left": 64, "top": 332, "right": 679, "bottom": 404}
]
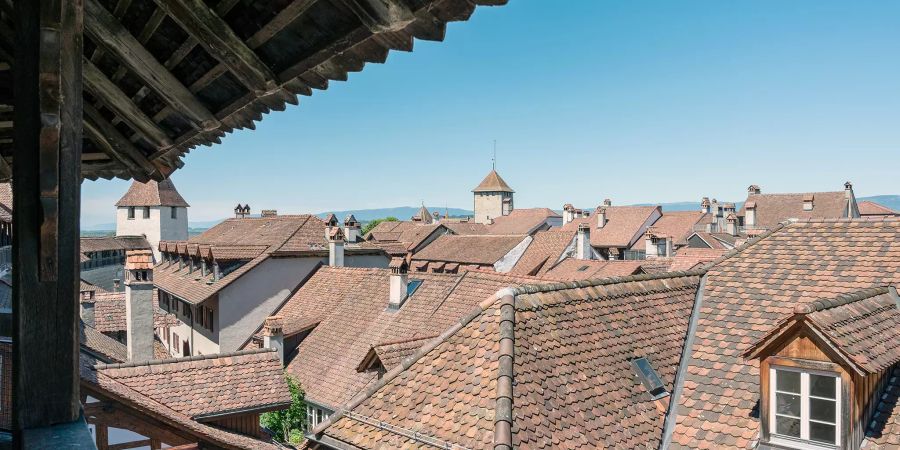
[
  {"left": 344, "top": 214, "right": 361, "bottom": 243},
  {"left": 262, "top": 315, "right": 285, "bottom": 365},
  {"left": 803, "top": 194, "right": 814, "bottom": 211},
  {"left": 388, "top": 258, "right": 409, "bottom": 309},
  {"left": 748, "top": 184, "right": 761, "bottom": 195},
  {"left": 725, "top": 213, "right": 739, "bottom": 237},
  {"left": 596, "top": 207, "right": 607, "bottom": 229},
  {"left": 700, "top": 197, "right": 710, "bottom": 214},
  {"left": 562, "top": 204, "right": 575, "bottom": 225},
  {"left": 603, "top": 198, "right": 612, "bottom": 207},
  {"left": 744, "top": 201, "right": 757, "bottom": 228},
  {"left": 644, "top": 228, "right": 669, "bottom": 259},
  {"left": 576, "top": 223, "right": 592, "bottom": 260},
  {"left": 125, "top": 249, "right": 155, "bottom": 362},
  {"left": 328, "top": 227, "right": 345, "bottom": 267}
]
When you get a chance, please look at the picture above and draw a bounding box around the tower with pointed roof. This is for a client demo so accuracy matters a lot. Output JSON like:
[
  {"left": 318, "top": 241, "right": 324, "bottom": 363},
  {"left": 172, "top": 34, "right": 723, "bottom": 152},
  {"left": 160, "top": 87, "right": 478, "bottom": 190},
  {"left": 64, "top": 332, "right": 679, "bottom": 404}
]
[
  {"left": 115, "top": 179, "right": 189, "bottom": 262},
  {"left": 472, "top": 169, "right": 514, "bottom": 224}
]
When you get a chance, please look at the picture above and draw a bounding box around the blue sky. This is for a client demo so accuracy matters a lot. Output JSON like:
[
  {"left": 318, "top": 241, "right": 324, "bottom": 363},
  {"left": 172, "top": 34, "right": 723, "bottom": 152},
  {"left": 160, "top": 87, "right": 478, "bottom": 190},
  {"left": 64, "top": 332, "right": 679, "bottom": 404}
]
[{"left": 82, "top": 0, "right": 900, "bottom": 226}]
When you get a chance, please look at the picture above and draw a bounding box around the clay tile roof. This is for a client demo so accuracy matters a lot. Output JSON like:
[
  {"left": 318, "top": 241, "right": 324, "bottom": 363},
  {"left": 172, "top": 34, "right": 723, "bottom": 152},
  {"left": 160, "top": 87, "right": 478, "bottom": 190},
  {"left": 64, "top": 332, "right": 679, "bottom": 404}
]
[
  {"left": 91, "top": 290, "right": 178, "bottom": 333},
  {"left": 115, "top": 179, "right": 190, "bottom": 207},
  {"left": 411, "top": 205, "right": 434, "bottom": 223},
  {"left": 283, "top": 268, "right": 547, "bottom": 410},
  {"left": 669, "top": 218, "right": 900, "bottom": 449},
  {"left": 125, "top": 249, "right": 154, "bottom": 270},
  {"left": 509, "top": 230, "right": 575, "bottom": 276},
  {"left": 95, "top": 348, "right": 290, "bottom": 419},
  {"left": 737, "top": 190, "right": 851, "bottom": 228},
  {"left": 561, "top": 206, "right": 660, "bottom": 248},
  {"left": 80, "top": 352, "right": 281, "bottom": 450},
  {"left": 859, "top": 200, "right": 899, "bottom": 217},
  {"left": 442, "top": 221, "right": 489, "bottom": 235},
  {"left": 356, "top": 335, "right": 438, "bottom": 373},
  {"left": 413, "top": 234, "right": 527, "bottom": 266},
  {"left": 542, "top": 257, "right": 644, "bottom": 281},
  {"left": 487, "top": 208, "right": 561, "bottom": 235},
  {"left": 472, "top": 170, "right": 514, "bottom": 193},
  {"left": 0, "top": 182, "right": 11, "bottom": 222},
  {"left": 630, "top": 211, "right": 710, "bottom": 249},
  {"left": 313, "top": 272, "right": 704, "bottom": 449},
  {"left": 802, "top": 287, "right": 900, "bottom": 374},
  {"left": 80, "top": 280, "right": 106, "bottom": 295},
  {"left": 80, "top": 236, "right": 151, "bottom": 254},
  {"left": 865, "top": 366, "right": 900, "bottom": 449},
  {"left": 80, "top": 323, "right": 128, "bottom": 363}
]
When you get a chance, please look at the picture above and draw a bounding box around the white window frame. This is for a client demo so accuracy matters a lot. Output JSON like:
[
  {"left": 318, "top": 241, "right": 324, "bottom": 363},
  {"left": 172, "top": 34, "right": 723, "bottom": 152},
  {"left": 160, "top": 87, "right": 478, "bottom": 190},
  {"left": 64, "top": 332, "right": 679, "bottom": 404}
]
[{"left": 769, "top": 366, "right": 841, "bottom": 450}]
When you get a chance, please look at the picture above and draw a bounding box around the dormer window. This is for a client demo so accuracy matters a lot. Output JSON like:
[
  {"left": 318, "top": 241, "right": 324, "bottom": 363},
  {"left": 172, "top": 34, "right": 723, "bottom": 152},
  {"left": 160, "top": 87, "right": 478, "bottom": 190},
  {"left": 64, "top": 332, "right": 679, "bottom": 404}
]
[
  {"left": 803, "top": 194, "right": 815, "bottom": 211},
  {"left": 770, "top": 367, "right": 840, "bottom": 448}
]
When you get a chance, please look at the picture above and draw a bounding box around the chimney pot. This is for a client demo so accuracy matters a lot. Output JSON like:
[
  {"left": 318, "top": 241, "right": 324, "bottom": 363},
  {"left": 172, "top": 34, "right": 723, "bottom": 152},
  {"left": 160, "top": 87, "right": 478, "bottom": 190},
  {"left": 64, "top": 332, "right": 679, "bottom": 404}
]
[
  {"left": 576, "top": 223, "right": 592, "bottom": 260},
  {"left": 389, "top": 258, "right": 409, "bottom": 308},
  {"left": 748, "top": 185, "right": 761, "bottom": 194},
  {"left": 596, "top": 207, "right": 608, "bottom": 229},
  {"left": 261, "top": 209, "right": 277, "bottom": 217},
  {"left": 844, "top": 181, "right": 853, "bottom": 190},
  {"left": 328, "top": 227, "right": 345, "bottom": 267},
  {"left": 344, "top": 215, "right": 361, "bottom": 243},
  {"left": 263, "top": 315, "right": 285, "bottom": 365},
  {"left": 725, "top": 213, "right": 739, "bottom": 237},
  {"left": 603, "top": 199, "right": 612, "bottom": 207}
]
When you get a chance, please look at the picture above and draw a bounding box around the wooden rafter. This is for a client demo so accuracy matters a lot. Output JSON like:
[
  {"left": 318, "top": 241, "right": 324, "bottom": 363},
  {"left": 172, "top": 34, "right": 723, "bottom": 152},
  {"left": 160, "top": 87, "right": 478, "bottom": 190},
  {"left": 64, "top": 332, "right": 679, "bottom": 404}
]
[
  {"left": 84, "top": 103, "right": 163, "bottom": 182},
  {"left": 153, "top": 0, "right": 279, "bottom": 95},
  {"left": 335, "top": 0, "right": 416, "bottom": 33},
  {"left": 84, "top": 0, "right": 219, "bottom": 130},
  {"left": 83, "top": 58, "right": 173, "bottom": 151}
]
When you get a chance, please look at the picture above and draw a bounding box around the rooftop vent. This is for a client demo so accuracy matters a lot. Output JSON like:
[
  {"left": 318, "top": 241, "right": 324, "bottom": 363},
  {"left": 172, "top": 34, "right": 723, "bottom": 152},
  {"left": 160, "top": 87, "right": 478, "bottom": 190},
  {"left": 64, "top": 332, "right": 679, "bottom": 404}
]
[{"left": 631, "top": 357, "right": 668, "bottom": 400}]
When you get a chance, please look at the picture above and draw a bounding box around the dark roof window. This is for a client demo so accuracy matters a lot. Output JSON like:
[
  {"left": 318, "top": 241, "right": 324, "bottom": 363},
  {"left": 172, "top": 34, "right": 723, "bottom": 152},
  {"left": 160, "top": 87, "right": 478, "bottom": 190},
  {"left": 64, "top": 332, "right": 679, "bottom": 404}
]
[
  {"left": 407, "top": 280, "right": 423, "bottom": 297},
  {"left": 631, "top": 357, "right": 668, "bottom": 400}
]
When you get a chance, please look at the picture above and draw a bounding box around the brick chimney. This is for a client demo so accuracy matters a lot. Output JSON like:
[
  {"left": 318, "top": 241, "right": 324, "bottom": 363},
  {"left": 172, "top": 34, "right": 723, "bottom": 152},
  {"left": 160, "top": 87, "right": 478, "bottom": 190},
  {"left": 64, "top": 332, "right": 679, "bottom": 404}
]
[
  {"left": 125, "top": 249, "right": 155, "bottom": 362},
  {"left": 344, "top": 214, "right": 361, "bottom": 243},
  {"left": 263, "top": 315, "right": 285, "bottom": 365},
  {"left": 596, "top": 207, "right": 608, "bottom": 229},
  {"left": 80, "top": 297, "right": 96, "bottom": 328},
  {"left": 388, "top": 258, "right": 409, "bottom": 309},
  {"left": 260, "top": 209, "right": 277, "bottom": 217},
  {"left": 700, "top": 197, "right": 710, "bottom": 214},
  {"left": 725, "top": 213, "right": 739, "bottom": 237},
  {"left": 576, "top": 223, "right": 592, "bottom": 260},
  {"left": 328, "top": 227, "right": 345, "bottom": 267},
  {"left": 748, "top": 184, "right": 761, "bottom": 195}
]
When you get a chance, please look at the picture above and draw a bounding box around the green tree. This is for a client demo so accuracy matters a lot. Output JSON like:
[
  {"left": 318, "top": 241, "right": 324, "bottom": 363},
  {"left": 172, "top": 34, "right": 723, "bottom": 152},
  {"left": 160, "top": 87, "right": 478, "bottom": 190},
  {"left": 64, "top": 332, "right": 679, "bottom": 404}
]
[
  {"left": 361, "top": 216, "right": 399, "bottom": 235},
  {"left": 261, "top": 375, "right": 306, "bottom": 444}
]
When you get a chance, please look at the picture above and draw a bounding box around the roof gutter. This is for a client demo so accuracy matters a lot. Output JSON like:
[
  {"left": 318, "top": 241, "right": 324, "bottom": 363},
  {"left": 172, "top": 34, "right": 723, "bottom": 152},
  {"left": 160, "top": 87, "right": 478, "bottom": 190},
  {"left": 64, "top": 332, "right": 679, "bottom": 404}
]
[{"left": 659, "top": 273, "right": 707, "bottom": 449}]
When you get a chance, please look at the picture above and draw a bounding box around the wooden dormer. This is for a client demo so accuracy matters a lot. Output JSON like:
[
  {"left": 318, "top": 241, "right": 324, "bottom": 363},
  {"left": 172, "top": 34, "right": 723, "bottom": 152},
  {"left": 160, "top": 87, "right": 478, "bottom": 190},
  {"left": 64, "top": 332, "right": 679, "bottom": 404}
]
[{"left": 744, "top": 286, "right": 900, "bottom": 450}]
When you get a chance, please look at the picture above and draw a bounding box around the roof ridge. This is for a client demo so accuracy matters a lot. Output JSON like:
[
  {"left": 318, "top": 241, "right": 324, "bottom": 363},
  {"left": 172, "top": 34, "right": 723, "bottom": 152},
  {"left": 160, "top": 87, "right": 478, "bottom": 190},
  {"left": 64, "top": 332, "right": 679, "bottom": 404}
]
[
  {"left": 373, "top": 334, "right": 440, "bottom": 349},
  {"left": 790, "top": 216, "right": 900, "bottom": 224},
  {"left": 94, "top": 347, "right": 276, "bottom": 370},
  {"left": 310, "top": 287, "right": 512, "bottom": 439},
  {"left": 794, "top": 286, "right": 892, "bottom": 314},
  {"left": 511, "top": 268, "right": 707, "bottom": 296},
  {"left": 703, "top": 219, "right": 793, "bottom": 268}
]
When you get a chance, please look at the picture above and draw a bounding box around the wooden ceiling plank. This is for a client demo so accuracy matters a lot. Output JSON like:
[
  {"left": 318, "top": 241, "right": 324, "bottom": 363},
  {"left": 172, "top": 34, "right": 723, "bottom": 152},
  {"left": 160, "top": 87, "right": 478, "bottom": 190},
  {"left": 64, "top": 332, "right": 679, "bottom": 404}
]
[
  {"left": 245, "top": 0, "right": 318, "bottom": 49},
  {"left": 153, "top": 0, "right": 278, "bottom": 94},
  {"left": 84, "top": 0, "right": 220, "bottom": 130},
  {"left": 89, "top": 0, "right": 132, "bottom": 64},
  {"left": 162, "top": 0, "right": 241, "bottom": 71},
  {"left": 83, "top": 58, "right": 174, "bottom": 150},
  {"left": 335, "top": 0, "right": 416, "bottom": 33}
]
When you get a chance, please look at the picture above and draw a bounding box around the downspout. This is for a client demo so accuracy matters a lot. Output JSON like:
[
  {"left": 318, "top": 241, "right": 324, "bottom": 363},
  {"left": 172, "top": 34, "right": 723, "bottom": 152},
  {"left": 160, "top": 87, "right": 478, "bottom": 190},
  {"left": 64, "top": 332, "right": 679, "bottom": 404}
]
[{"left": 659, "top": 273, "right": 707, "bottom": 449}]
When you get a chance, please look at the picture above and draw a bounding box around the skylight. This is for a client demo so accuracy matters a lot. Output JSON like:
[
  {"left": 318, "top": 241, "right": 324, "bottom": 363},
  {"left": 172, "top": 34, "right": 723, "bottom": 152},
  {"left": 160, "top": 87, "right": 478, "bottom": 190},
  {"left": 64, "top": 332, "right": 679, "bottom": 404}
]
[
  {"left": 577, "top": 265, "right": 589, "bottom": 272},
  {"left": 407, "top": 280, "right": 423, "bottom": 297},
  {"left": 631, "top": 357, "right": 668, "bottom": 400}
]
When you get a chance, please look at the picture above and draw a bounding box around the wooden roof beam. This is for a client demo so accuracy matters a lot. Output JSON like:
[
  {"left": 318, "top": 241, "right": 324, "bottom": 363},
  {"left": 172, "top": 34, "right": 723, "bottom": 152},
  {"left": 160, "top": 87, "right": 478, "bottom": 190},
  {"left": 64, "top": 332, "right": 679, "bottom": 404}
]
[
  {"left": 84, "top": 0, "right": 220, "bottom": 131},
  {"left": 336, "top": 0, "right": 416, "bottom": 33},
  {"left": 83, "top": 58, "right": 174, "bottom": 151},
  {"left": 88, "top": 0, "right": 132, "bottom": 63},
  {"left": 84, "top": 104, "right": 167, "bottom": 183},
  {"left": 153, "top": 0, "right": 279, "bottom": 95},
  {"left": 162, "top": 0, "right": 241, "bottom": 70}
]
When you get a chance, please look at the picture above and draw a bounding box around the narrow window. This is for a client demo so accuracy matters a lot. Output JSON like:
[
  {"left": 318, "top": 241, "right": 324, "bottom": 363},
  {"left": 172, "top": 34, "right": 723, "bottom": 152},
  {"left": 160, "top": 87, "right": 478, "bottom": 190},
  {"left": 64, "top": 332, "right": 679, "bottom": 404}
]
[
  {"left": 770, "top": 367, "right": 840, "bottom": 447},
  {"left": 171, "top": 207, "right": 177, "bottom": 219},
  {"left": 143, "top": 206, "right": 150, "bottom": 219},
  {"left": 128, "top": 207, "right": 135, "bottom": 219}
]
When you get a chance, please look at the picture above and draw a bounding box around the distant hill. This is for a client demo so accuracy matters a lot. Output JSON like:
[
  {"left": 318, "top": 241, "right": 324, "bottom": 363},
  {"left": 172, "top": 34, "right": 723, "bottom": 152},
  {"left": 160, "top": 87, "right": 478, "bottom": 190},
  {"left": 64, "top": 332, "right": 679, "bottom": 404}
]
[{"left": 316, "top": 207, "right": 474, "bottom": 222}]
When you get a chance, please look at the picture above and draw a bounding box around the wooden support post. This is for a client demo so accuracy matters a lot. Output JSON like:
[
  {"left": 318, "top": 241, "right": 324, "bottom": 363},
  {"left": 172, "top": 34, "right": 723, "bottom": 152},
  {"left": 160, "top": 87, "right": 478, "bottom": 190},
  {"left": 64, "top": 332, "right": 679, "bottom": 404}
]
[
  {"left": 96, "top": 423, "right": 109, "bottom": 450},
  {"left": 13, "top": 0, "right": 84, "bottom": 431}
]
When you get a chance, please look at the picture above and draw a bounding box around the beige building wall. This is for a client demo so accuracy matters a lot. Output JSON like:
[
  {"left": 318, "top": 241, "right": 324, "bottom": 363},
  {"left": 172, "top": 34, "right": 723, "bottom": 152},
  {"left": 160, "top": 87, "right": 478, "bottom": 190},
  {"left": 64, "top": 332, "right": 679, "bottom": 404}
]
[
  {"left": 474, "top": 192, "right": 512, "bottom": 224},
  {"left": 116, "top": 206, "right": 189, "bottom": 261}
]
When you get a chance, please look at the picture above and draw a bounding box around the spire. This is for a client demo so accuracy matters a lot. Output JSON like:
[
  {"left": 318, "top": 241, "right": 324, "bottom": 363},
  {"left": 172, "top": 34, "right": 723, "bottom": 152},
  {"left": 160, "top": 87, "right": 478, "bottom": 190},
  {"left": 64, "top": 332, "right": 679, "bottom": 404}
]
[{"left": 472, "top": 170, "right": 514, "bottom": 193}]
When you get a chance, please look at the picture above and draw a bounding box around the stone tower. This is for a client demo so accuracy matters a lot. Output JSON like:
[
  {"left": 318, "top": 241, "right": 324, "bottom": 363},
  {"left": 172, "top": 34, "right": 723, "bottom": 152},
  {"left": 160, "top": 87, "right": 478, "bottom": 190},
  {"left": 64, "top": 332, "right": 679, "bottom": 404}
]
[
  {"left": 115, "top": 179, "right": 189, "bottom": 262},
  {"left": 472, "top": 169, "right": 514, "bottom": 224}
]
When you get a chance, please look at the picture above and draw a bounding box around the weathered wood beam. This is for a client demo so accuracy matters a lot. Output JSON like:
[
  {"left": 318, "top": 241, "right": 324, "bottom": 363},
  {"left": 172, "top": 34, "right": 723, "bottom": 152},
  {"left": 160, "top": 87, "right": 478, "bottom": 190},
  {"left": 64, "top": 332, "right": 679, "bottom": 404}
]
[
  {"left": 82, "top": 397, "right": 194, "bottom": 446},
  {"left": 245, "top": 0, "right": 318, "bottom": 48},
  {"left": 84, "top": 103, "right": 165, "bottom": 182},
  {"left": 162, "top": 0, "right": 241, "bottom": 71},
  {"left": 84, "top": 0, "right": 219, "bottom": 130},
  {"left": 335, "top": 0, "right": 416, "bottom": 33},
  {"left": 83, "top": 118, "right": 149, "bottom": 183},
  {"left": 89, "top": 0, "right": 132, "bottom": 64},
  {"left": 109, "top": 439, "right": 152, "bottom": 450},
  {"left": 152, "top": 0, "right": 278, "bottom": 95},
  {"left": 83, "top": 58, "right": 174, "bottom": 151},
  {"left": 13, "top": 0, "right": 83, "bottom": 429}
]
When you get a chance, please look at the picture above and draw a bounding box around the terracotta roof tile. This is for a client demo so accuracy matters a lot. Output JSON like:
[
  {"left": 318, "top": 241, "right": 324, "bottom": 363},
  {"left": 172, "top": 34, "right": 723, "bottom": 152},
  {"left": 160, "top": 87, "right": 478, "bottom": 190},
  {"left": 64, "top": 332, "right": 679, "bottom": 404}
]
[
  {"left": 314, "top": 272, "right": 703, "bottom": 449},
  {"left": 413, "top": 234, "right": 527, "bottom": 266},
  {"left": 859, "top": 200, "right": 899, "bottom": 217},
  {"left": 81, "top": 235, "right": 151, "bottom": 254},
  {"left": 645, "top": 211, "right": 710, "bottom": 247},
  {"left": 670, "top": 218, "right": 900, "bottom": 448},
  {"left": 561, "top": 206, "right": 660, "bottom": 248},
  {"left": 866, "top": 367, "right": 900, "bottom": 448},
  {"left": 80, "top": 323, "right": 128, "bottom": 363},
  {"left": 115, "top": 179, "right": 190, "bottom": 207},
  {"left": 737, "top": 191, "right": 852, "bottom": 228},
  {"left": 486, "top": 208, "right": 560, "bottom": 235},
  {"left": 509, "top": 230, "right": 575, "bottom": 276},
  {"left": 472, "top": 170, "right": 514, "bottom": 193},
  {"left": 91, "top": 290, "right": 178, "bottom": 333},
  {"left": 542, "top": 257, "right": 644, "bottom": 281},
  {"left": 442, "top": 222, "right": 489, "bottom": 235}
]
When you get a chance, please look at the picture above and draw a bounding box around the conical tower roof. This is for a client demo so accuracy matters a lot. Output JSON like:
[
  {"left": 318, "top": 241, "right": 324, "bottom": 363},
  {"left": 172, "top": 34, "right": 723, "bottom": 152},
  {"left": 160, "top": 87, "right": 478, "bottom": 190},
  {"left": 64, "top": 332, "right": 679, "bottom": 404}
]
[
  {"left": 115, "top": 179, "right": 190, "bottom": 207},
  {"left": 472, "top": 170, "right": 514, "bottom": 193}
]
